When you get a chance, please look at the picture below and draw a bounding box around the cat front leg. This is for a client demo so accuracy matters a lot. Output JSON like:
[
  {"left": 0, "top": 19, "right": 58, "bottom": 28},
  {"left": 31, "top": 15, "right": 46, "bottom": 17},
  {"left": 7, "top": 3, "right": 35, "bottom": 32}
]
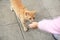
[
  {"left": 23, "top": 23, "right": 28, "bottom": 31},
  {"left": 20, "top": 18, "right": 28, "bottom": 31}
]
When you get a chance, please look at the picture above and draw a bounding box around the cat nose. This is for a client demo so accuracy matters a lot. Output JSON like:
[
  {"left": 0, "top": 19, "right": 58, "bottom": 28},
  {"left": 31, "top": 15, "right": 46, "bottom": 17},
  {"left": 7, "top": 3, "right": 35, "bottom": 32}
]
[
  {"left": 31, "top": 19, "right": 34, "bottom": 22},
  {"left": 30, "top": 20, "right": 33, "bottom": 22}
]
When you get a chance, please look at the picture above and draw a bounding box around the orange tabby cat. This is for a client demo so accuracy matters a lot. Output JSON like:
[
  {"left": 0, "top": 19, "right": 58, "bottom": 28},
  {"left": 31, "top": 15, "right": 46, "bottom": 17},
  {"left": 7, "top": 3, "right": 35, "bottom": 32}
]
[{"left": 10, "top": 0, "right": 36, "bottom": 31}]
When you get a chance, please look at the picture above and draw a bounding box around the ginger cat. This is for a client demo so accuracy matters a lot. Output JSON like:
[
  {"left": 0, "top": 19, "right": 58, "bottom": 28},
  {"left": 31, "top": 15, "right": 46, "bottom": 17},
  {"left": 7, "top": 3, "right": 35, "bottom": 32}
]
[{"left": 10, "top": 0, "right": 36, "bottom": 31}]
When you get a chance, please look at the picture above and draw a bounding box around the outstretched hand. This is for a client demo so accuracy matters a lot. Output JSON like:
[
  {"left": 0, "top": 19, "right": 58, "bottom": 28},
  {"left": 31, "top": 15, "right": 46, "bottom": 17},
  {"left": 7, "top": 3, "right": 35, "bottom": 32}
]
[{"left": 28, "top": 22, "right": 38, "bottom": 29}]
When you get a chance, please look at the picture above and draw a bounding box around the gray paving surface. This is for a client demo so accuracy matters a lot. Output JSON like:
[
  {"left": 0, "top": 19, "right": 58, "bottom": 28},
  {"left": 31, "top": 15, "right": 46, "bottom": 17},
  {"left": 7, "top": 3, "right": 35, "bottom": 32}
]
[{"left": 0, "top": 0, "right": 60, "bottom": 40}]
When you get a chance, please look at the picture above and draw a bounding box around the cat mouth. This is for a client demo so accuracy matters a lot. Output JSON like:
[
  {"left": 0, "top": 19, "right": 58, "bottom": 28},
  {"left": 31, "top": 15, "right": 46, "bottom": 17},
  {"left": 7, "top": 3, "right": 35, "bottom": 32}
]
[{"left": 29, "top": 20, "right": 35, "bottom": 22}]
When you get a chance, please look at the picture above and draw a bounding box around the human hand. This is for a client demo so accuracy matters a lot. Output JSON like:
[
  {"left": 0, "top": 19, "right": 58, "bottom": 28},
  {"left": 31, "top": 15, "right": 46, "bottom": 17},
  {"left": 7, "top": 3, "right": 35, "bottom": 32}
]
[{"left": 28, "top": 22, "right": 38, "bottom": 29}]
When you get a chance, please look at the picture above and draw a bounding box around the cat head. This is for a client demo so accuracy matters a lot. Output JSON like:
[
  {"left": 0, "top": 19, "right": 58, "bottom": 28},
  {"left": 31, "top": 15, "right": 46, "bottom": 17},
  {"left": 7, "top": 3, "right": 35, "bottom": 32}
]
[{"left": 24, "top": 10, "right": 36, "bottom": 22}]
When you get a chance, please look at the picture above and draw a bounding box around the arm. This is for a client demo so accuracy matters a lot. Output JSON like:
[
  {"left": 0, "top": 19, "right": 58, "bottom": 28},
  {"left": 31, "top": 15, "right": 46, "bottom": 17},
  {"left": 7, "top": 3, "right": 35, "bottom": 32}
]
[{"left": 29, "top": 17, "right": 60, "bottom": 34}]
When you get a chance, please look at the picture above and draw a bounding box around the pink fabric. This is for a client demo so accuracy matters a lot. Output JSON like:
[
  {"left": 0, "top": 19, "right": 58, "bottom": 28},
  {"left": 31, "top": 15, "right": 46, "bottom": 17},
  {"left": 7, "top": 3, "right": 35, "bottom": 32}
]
[{"left": 38, "top": 16, "right": 60, "bottom": 34}]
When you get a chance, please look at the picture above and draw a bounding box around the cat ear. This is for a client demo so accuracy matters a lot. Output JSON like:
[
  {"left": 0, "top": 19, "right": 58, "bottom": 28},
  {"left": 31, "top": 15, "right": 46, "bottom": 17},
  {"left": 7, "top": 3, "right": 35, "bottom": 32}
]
[{"left": 25, "top": 11, "right": 29, "bottom": 16}]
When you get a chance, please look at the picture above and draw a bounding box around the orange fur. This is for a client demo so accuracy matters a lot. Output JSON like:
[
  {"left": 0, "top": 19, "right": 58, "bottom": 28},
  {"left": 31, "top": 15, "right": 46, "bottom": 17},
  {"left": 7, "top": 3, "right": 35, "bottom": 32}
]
[{"left": 10, "top": 0, "right": 36, "bottom": 31}]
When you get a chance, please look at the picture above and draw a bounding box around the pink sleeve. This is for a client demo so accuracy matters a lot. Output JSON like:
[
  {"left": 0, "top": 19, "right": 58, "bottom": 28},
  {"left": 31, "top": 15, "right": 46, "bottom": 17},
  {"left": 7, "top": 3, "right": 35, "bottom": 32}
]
[
  {"left": 37, "top": 17, "right": 60, "bottom": 34},
  {"left": 38, "top": 19, "right": 55, "bottom": 32}
]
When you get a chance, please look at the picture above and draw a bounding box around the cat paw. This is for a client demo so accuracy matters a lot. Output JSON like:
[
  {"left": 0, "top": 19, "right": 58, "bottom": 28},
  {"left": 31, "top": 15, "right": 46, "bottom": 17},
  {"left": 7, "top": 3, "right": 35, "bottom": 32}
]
[
  {"left": 24, "top": 27, "right": 29, "bottom": 32},
  {"left": 10, "top": 7, "right": 14, "bottom": 11}
]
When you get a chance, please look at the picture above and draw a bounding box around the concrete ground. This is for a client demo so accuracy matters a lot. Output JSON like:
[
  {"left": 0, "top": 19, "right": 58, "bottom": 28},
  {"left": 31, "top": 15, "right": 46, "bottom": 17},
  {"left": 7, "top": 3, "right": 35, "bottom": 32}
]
[{"left": 0, "top": 0, "right": 60, "bottom": 40}]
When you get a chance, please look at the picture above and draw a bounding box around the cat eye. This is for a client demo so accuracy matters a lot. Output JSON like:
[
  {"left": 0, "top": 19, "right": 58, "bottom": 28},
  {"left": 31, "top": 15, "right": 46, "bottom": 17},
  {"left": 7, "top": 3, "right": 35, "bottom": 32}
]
[
  {"left": 33, "top": 17, "right": 35, "bottom": 19},
  {"left": 29, "top": 18, "right": 31, "bottom": 20}
]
